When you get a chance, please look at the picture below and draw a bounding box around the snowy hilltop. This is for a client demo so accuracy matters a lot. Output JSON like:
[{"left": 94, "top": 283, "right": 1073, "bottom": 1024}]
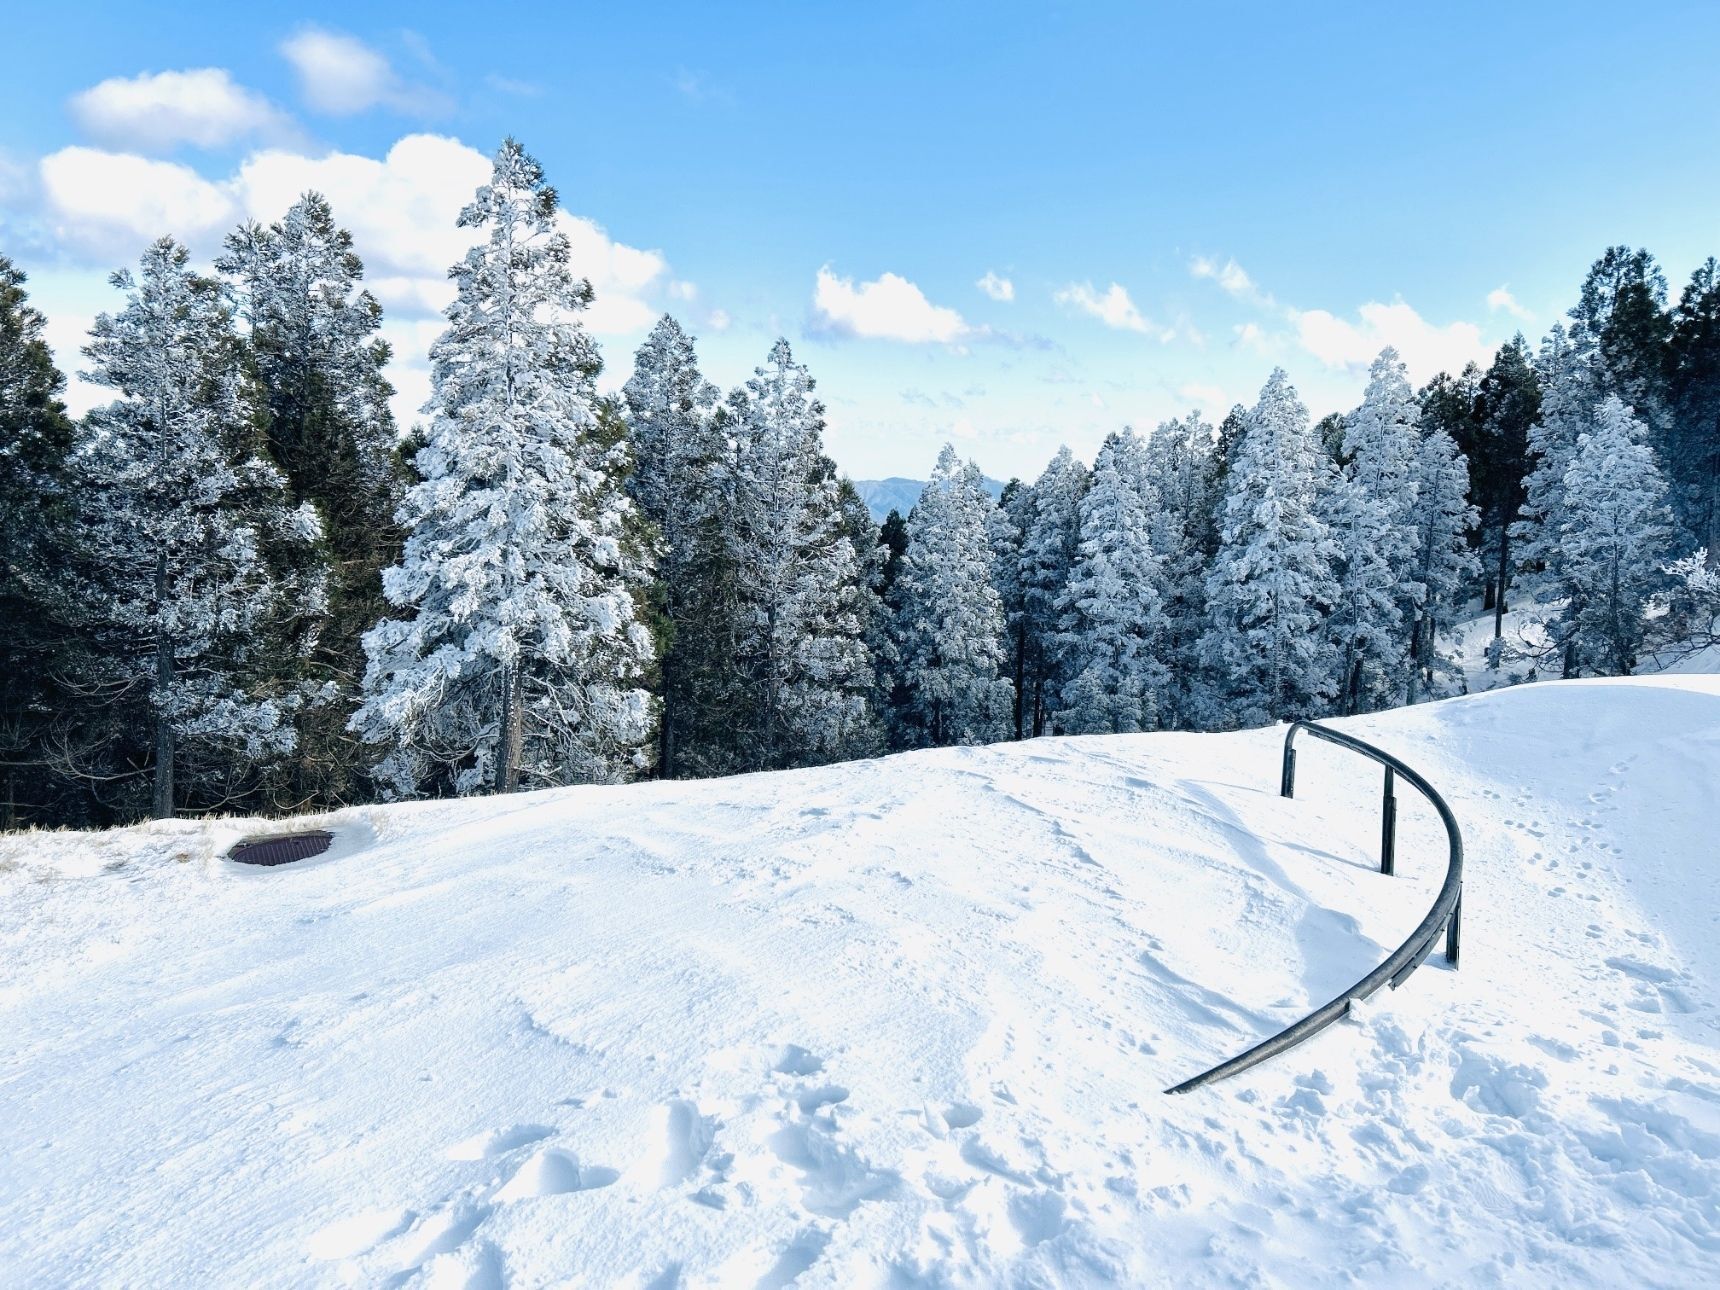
[{"left": 4, "top": 676, "right": 1717, "bottom": 1287}]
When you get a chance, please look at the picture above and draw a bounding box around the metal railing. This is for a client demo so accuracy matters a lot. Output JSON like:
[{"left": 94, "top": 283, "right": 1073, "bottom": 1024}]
[{"left": 1165, "top": 719, "right": 1464, "bottom": 1094}]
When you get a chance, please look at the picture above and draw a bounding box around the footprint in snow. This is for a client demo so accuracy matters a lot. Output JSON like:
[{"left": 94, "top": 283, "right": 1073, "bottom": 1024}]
[
  {"left": 305, "top": 1207, "right": 415, "bottom": 1261},
  {"left": 774, "top": 1044, "right": 824, "bottom": 1077},
  {"left": 444, "top": 1123, "right": 555, "bottom": 1161},
  {"left": 797, "top": 1084, "right": 849, "bottom": 1113},
  {"left": 942, "top": 1103, "right": 983, "bottom": 1129},
  {"left": 661, "top": 1098, "right": 718, "bottom": 1186},
  {"left": 495, "top": 1147, "right": 619, "bottom": 1201}
]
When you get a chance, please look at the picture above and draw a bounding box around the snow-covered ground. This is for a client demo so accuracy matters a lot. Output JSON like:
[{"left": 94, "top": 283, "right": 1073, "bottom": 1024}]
[{"left": 3, "top": 679, "right": 1718, "bottom": 1287}]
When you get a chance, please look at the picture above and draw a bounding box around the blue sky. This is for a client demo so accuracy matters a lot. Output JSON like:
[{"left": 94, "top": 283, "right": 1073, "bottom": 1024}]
[{"left": 4, "top": 1, "right": 1718, "bottom": 481}]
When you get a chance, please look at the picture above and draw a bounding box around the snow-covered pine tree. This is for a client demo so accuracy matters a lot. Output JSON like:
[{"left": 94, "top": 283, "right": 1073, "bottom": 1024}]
[
  {"left": 1142, "top": 414, "right": 1215, "bottom": 727},
  {"left": 1667, "top": 259, "right": 1720, "bottom": 560},
  {"left": 1569, "top": 247, "right": 1673, "bottom": 456},
  {"left": 723, "top": 339, "right": 876, "bottom": 770},
  {"left": 1404, "top": 418, "right": 1479, "bottom": 703},
  {"left": 1018, "top": 446, "right": 1088, "bottom": 735},
  {"left": 890, "top": 445, "right": 1014, "bottom": 746},
  {"left": 622, "top": 315, "right": 726, "bottom": 777},
  {"left": 218, "top": 192, "right": 407, "bottom": 805},
  {"left": 75, "top": 238, "right": 324, "bottom": 819},
  {"left": 1055, "top": 428, "right": 1169, "bottom": 734},
  {"left": 986, "top": 478, "right": 1034, "bottom": 738},
  {"left": 1197, "top": 368, "right": 1339, "bottom": 728},
  {"left": 837, "top": 476, "right": 893, "bottom": 760},
  {"left": 1469, "top": 340, "right": 1539, "bottom": 641},
  {"left": 352, "top": 139, "right": 655, "bottom": 797},
  {"left": 1326, "top": 348, "right": 1422, "bottom": 714},
  {"left": 0, "top": 258, "right": 80, "bottom": 826},
  {"left": 1512, "top": 325, "right": 1594, "bottom": 599},
  {"left": 1555, "top": 395, "right": 1674, "bottom": 675}
]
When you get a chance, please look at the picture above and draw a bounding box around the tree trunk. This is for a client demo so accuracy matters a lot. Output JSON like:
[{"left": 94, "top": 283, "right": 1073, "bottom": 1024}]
[
  {"left": 494, "top": 665, "right": 523, "bottom": 794},
  {"left": 152, "top": 552, "right": 175, "bottom": 820},
  {"left": 659, "top": 650, "right": 676, "bottom": 779},
  {"left": 1492, "top": 522, "right": 1511, "bottom": 640},
  {"left": 1406, "top": 614, "right": 1425, "bottom": 706},
  {"left": 1707, "top": 472, "right": 1720, "bottom": 568},
  {"left": 1011, "top": 627, "right": 1026, "bottom": 740}
]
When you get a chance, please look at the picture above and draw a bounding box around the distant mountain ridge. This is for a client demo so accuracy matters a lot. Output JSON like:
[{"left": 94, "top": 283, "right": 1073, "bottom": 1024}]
[{"left": 852, "top": 474, "right": 1007, "bottom": 522}]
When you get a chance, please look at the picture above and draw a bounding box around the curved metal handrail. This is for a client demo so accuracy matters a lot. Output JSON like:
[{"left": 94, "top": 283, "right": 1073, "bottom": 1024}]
[{"left": 1165, "top": 719, "right": 1463, "bottom": 1094}]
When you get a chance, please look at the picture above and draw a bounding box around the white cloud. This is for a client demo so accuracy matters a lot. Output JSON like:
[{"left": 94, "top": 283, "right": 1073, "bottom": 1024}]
[
  {"left": 706, "top": 308, "right": 731, "bottom": 332},
  {"left": 1188, "top": 257, "right": 1491, "bottom": 385},
  {"left": 1178, "top": 382, "right": 1229, "bottom": 410},
  {"left": 976, "top": 270, "right": 1014, "bottom": 302},
  {"left": 1487, "top": 285, "right": 1533, "bottom": 321},
  {"left": 1292, "top": 300, "right": 1491, "bottom": 382},
  {"left": 1190, "top": 254, "right": 1277, "bottom": 310},
  {"left": 1191, "top": 255, "right": 1248, "bottom": 296},
  {"left": 39, "top": 148, "right": 236, "bottom": 256},
  {"left": 1054, "top": 281, "right": 1172, "bottom": 339},
  {"left": 70, "top": 69, "right": 292, "bottom": 152},
  {"left": 32, "top": 134, "right": 683, "bottom": 428},
  {"left": 813, "top": 265, "right": 970, "bottom": 343},
  {"left": 1234, "top": 320, "right": 1272, "bottom": 350},
  {"left": 280, "top": 28, "right": 438, "bottom": 115}
]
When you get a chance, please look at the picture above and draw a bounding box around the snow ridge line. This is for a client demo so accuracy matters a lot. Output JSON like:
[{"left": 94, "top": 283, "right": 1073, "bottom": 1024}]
[{"left": 1165, "top": 718, "right": 1465, "bottom": 1093}]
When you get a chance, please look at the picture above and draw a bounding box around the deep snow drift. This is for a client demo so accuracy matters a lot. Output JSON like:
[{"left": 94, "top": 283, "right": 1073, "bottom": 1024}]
[{"left": 3, "top": 679, "right": 1718, "bottom": 1287}]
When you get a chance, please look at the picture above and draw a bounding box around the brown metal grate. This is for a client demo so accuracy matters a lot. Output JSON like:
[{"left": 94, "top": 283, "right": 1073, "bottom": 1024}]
[{"left": 228, "top": 831, "right": 334, "bottom": 867}]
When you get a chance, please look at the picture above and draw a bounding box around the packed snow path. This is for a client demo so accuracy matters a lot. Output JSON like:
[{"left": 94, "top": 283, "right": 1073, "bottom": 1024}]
[{"left": 3, "top": 679, "right": 1718, "bottom": 1287}]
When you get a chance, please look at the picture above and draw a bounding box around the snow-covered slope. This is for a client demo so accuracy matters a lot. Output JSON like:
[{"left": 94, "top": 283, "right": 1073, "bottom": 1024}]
[{"left": 3, "top": 679, "right": 1718, "bottom": 1287}]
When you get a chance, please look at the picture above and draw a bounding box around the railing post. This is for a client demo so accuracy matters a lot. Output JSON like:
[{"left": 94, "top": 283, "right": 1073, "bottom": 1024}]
[
  {"left": 1380, "top": 766, "right": 1397, "bottom": 876},
  {"left": 1280, "top": 734, "right": 1297, "bottom": 799},
  {"left": 1446, "top": 892, "right": 1461, "bottom": 968}
]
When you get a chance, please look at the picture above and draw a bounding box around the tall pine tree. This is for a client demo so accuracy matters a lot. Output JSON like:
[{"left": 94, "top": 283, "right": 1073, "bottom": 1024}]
[
  {"left": 1198, "top": 368, "right": 1339, "bottom": 727},
  {"left": 723, "top": 339, "right": 877, "bottom": 769},
  {"left": 1404, "top": 418, "right": 1479, "bottom": 702},
  {"left": 1017, "top": 446, "right": 1088, "bottom": 735},
  {"left": 0, "top": 258, "right": 80, "bottom": 826},
  {"left": 1470, "top": 340, "right": 1539, "bottom": 639},
  {"left": 353, "top": 139, "right": 655, "bottom": 797},
  {"left": 1667, "top": 259, "right": 1720, "bottom": 559},
  {"left": 75, "top": 238, "right": 324, "bottom": 818},
  {"left": 890, "top": 446, "right": 1014, "bottom": 746},
  {"left": 1326, "top": 348, "right": 1422, "bottom": 714},
  {"left": 1569, "top": 247, "right": 1672, "bottom": 450},
  {"left": 218, "top": 192, "right": 407, "bottom": 806},
  {"left": 986, "top": 478, "right": 1033, "bottom": 738},
  {"left": 1056, "top": 429, "right": 1169, "bottom": 734},
  {"left": 1555, "top": 396, "right": 1674, "bottom": 676},
  {"left": 1142, "top": 414, "right": 1216, "bottom": 728},
  {"left": 622, "top": 315, "right": 727, "bottom": 777}
]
